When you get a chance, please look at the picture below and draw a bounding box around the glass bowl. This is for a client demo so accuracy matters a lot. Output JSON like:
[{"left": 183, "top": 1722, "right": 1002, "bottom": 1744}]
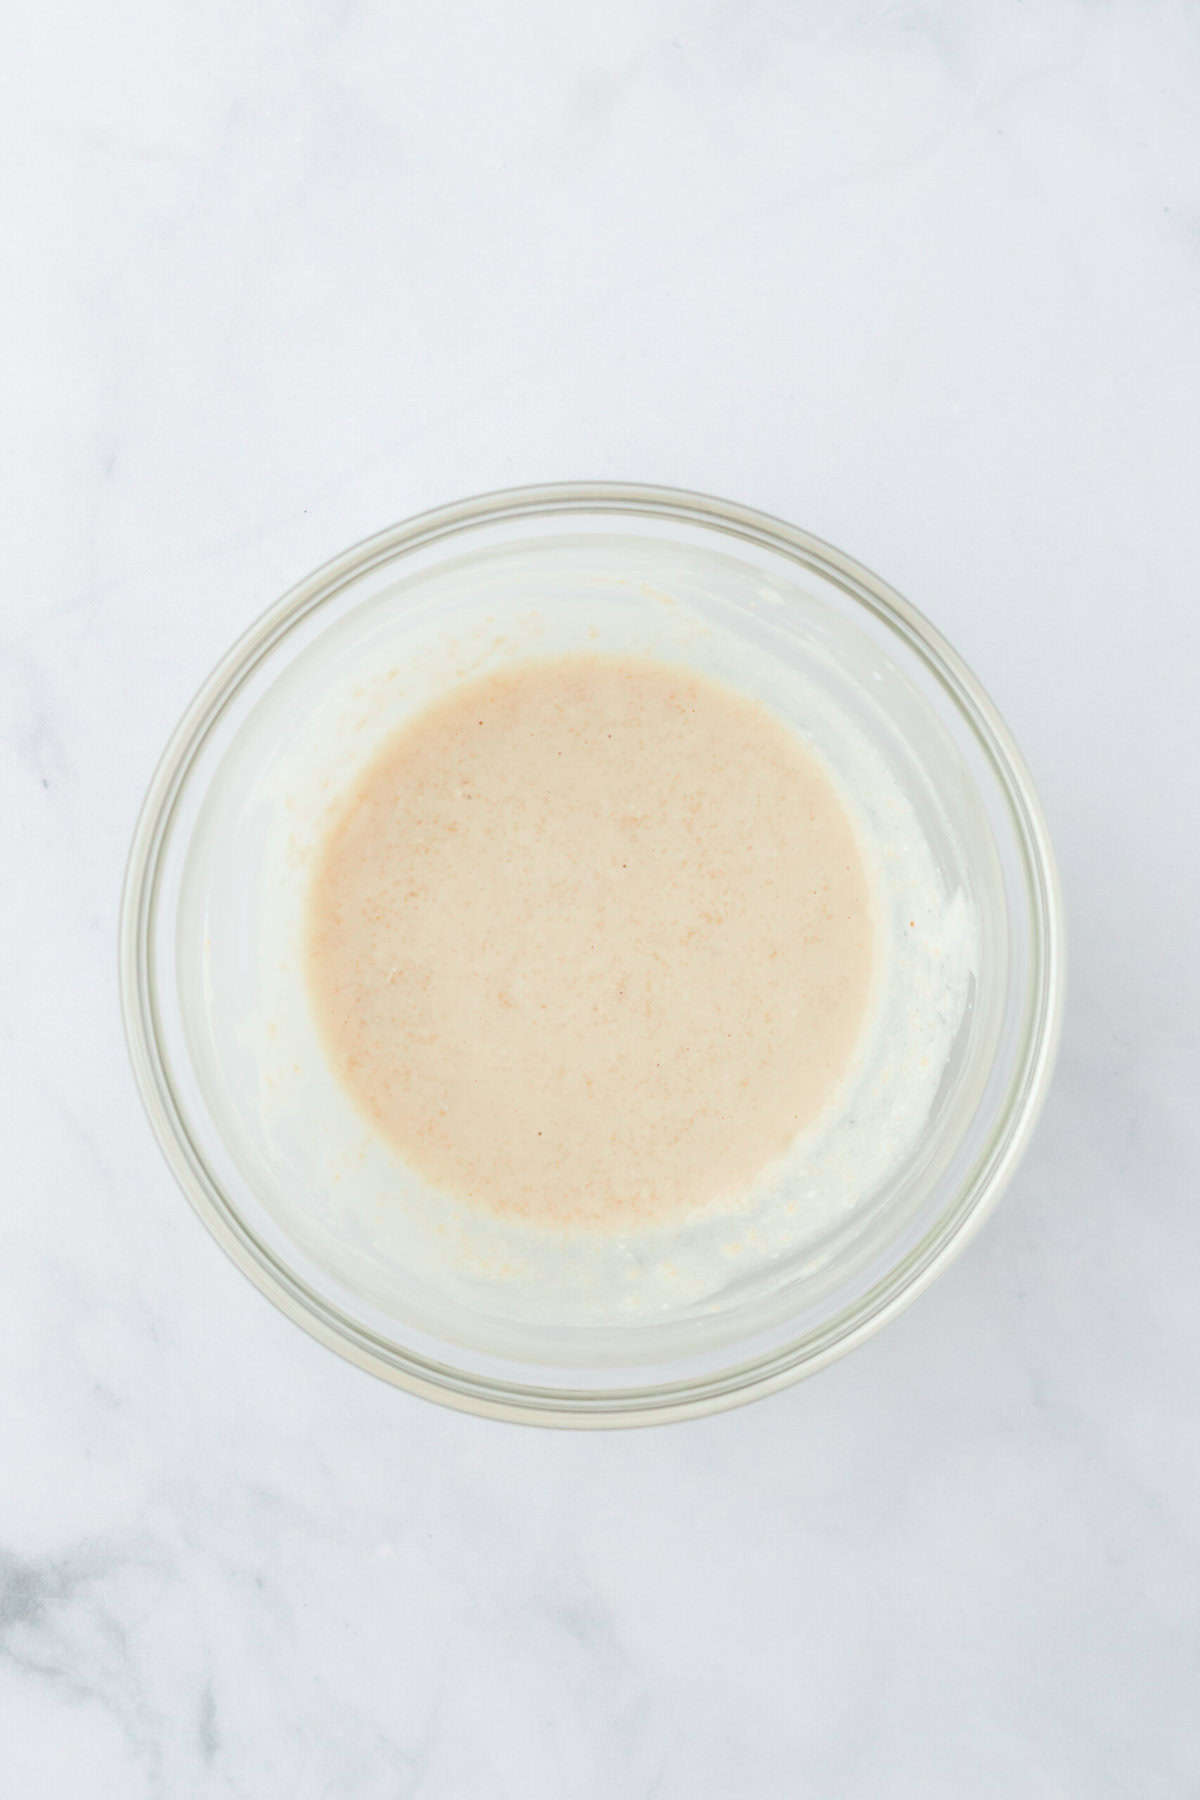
[{"left": 120, "top": 482, "right": 1064, "bottom": 1426}]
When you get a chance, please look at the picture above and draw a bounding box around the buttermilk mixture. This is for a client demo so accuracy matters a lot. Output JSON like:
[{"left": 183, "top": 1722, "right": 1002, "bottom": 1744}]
[{"left": 305, "top": 654, "right": 876, "bottom": 1231}]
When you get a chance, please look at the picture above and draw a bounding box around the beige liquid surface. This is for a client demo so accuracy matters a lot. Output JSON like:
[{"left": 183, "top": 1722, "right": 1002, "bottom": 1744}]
[{"left": 306, "top": 655, "right": 875, "bottom": 1230}]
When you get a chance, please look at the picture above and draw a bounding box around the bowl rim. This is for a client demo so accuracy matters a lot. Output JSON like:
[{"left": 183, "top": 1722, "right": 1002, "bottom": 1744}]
[{"left": 119, "top": 480, "right": 1066, "bottom": 1427}]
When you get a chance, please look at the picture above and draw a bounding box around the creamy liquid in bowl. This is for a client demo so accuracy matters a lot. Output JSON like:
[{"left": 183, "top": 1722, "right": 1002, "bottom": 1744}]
[{"left": 305, "top": 654, "right": 875, "bottom": 1230}]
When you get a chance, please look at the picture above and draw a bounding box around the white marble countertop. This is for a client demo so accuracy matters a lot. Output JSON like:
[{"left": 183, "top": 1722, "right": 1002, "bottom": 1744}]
[{"left": 4, "top": 3, "right": 1199, "bottom": 1793}]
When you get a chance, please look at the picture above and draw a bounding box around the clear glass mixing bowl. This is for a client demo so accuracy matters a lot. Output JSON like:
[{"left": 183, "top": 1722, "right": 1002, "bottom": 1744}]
[{"left": 120, "top": 483, "right": 1064, "bottom": 1425}]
